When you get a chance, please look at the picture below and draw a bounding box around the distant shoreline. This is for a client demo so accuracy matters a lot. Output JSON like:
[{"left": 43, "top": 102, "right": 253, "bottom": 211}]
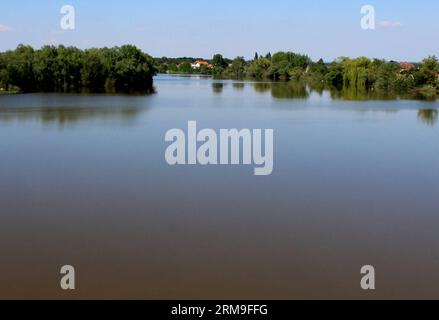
[
  {"left": 160, "top": 73, "right": 212, "bottom": 77},
  {"left": 0, "top": 90, "right": 19, "bottom": 95},
  {"left": 2, "top": 45, "right": 439, "bottom": 100}
]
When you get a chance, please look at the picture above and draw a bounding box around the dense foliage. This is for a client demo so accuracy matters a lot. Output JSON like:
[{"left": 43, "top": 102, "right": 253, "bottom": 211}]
[
  {"left": 154, "top": 55, "right": 232, "bottom": 75},
  {"left": 323, "top": 56, "right": 439, "bottom": 94},
  {"left": 0, "top": 45, "right": 156, "bottom": 93},
  {"left": 2, "top": 44, "right": 438, "bottom": 98},
  {"left": 155, "top": 51, "right": 439, "bottom": 98}
]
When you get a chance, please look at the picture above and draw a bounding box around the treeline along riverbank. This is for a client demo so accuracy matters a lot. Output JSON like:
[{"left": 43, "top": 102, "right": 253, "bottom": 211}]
[
  {"left": 155, "top": 52, "right": 439, "bottom": 99},
  {"left": 0, "top": 45, "right": 156, "bottom": 94},
  {"left": 2, "top": 45, "right": 439, "bottom": 99}
]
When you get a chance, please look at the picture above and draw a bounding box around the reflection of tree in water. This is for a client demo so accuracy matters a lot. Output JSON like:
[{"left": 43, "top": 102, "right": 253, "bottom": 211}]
[
  {"left": 307, "top": 80, "right": 325, "bottom": 95},
  {"left": 232, "top": 83, "right": 245, "bottom": 91},
  {"left": 329, "top": 86, "right": 398, "bottom": 101},
  {"left": 252, "top": 82, "right": 271, "bottom": 93},
  {"left": 418, "top": 109, "right": 438, "bottom": 126},
  {"left": 327, "top": 85, "right": 439, "bottom": 101},
  {"left": 212, "top": 83, "right": 224, "bottom": 94},
  {"left": 0, "top": 106, "right": 143, "bottom": 125},
  {"left": 271, "top": 81, "right": 309, "bottom": 99}
]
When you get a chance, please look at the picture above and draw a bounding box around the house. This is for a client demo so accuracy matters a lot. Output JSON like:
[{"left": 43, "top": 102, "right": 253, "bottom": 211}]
[
  {"left": 191, "top": 60, "right": 213, "bottom": 69},
  {"left": 399, "top": 62, "right": 415, "bottom": 73}
]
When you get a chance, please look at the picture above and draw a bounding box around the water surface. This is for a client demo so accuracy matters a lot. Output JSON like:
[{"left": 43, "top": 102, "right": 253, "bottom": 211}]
[{"left": 1, "top": 75, "right": 438, "bottom": 299}]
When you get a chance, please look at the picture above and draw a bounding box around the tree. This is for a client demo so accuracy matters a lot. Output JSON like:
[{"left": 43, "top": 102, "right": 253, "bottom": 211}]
[
  {"left": 212, "top": 54, "right": 228, "bottom": 69},
  {"left": 269, "top": 51, "right": 312, "bottom": 80},
  {"left": 111, "top": 45, "right": 156, "bottom": 92},
  {"left": 0, "top": 44, "right": 156, "bottom": 93},
  {"left": 416, "top": 56, "right": 439, "bottom": 86},
  {"left": 6, "top": 45, "right": 35, "bottom": 92},
  {"left": 33, "top": 45, "right": 58, "bottom": 92},
  {"left": 246, "top": 57, "right": 272, "bottom": 79},
  {"left": 178, "top": 62, "right": 192, "bottom": 74},
  {"left": 341, "top": 57, "right": 371, "bottom": 91},
  {"left": 372, "top": 60, "right": 399, "bottom": 90},
  {"left": 311, "top": 58, "right": 328, "bottom": 75},
  {"left": 324, "top": 60, "right": 344, "bottom": 88},
  {"left": 226, "top": 56, "right": 246, "bottom": 79}
]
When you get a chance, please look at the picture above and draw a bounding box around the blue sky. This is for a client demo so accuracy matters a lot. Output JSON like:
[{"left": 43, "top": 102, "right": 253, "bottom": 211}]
[{"left": 0, "top": 0, "right": 438, "bottom": 61}]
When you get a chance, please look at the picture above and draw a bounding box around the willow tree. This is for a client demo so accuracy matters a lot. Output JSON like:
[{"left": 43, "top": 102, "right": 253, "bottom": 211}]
[{"left": 341, "top": 57, "right": 370, "bottom": 92}]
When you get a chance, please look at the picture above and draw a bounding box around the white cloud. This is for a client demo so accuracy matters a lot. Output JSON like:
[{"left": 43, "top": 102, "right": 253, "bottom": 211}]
[
  {"left": 0, "top": 24, "right": 13, "bottom": 32},
  {"left": 377, "top": 21, "right": 402, "bottom": 28}
]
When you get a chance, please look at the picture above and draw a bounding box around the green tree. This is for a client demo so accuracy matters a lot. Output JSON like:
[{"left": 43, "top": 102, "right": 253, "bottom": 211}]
[
  {"left": 341, "top": 57, "right": 370, "bottom": 91},
  {"left": 372, "top": 60, "right": 400, "bottom": 90},
  {"left": 416, "top": 56, "right": 439, "bottom": 86},
  {"left": 212, "top": 54, "right": 228, "bottom": 69},
  {"left": 111, "top": 45, "right": 156, "bottom": 92},
  {"left": 6, "top": 44, "right": 35, "bottom": 92},
  {"left": 0, "top": 44, "right": 156, "bottom": 93},
  {"left": 246, "top": 57, "right": 272, "bottom": 79},
  {"left": 270, "top": 51, "right": 311, "bottom": 80},
  {"left": 32, "top": 45, "right": 58, "bottom": 92},
  {"left": 311, "top": 58, "right": 328, "bottom": 75},
  {"left": 178, "top": 62, "right": 192, "bottom": 74},
  {"left": 81, "top": 48, "right": 108, "bottom": 91},
  {"left": 227, "top": 56, "right": 246, "bottom": 79},
  {"left": 324, "top": 60, "right": 344, "bottom": 88}
]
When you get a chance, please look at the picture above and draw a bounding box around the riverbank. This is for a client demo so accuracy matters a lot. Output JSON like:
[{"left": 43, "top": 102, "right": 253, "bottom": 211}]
[
  {"left": 0, "top": 90, "right": 20, "bottom": 95},
  {"left": 155, "top": 54, "right": 439, "bottom": 101}
]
